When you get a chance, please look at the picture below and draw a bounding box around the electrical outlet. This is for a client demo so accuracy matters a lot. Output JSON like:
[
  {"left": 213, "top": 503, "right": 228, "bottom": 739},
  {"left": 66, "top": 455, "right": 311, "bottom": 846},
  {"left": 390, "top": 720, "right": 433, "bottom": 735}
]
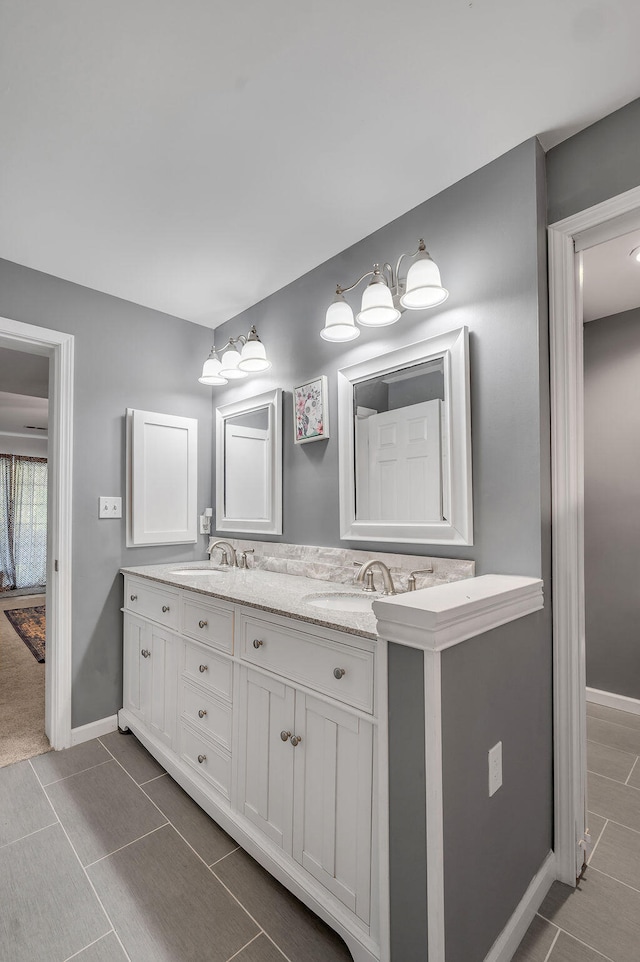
[
  {"left": 488, "top": 741, "right": 503, "bottom": 797},
  {"left": 99, "top": 496, "right": 122, "bottom": 519}
]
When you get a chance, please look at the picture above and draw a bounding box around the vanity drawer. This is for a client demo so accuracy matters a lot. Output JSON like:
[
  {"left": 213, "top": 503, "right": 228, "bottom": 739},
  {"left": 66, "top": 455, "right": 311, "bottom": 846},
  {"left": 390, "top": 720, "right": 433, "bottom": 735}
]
[
  {"left": 182, "top": 639, "right": 233, "bottom": 702},
  {"left": 125, "top": 578, "right": 179, "bottom": 630},
  {"left": 179, "top": 723, "right": 231, "bottom": 799},
  {"left": 239, "top": 614, "right": 374, "bottom": 713},
  {"left": 181, "top": 594, "right": 233, "bottom": 653},
  {"left": 180, "top": 681, "right": 232, "bottom": 751}
]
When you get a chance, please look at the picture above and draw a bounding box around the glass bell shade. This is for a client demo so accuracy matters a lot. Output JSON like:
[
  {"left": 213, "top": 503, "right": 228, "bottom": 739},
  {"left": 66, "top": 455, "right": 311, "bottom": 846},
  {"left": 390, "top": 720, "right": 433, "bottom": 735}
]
[
  {"left": 321, "top": 294, "right": 360, "bottom": 341},
  {"left": 198, "top": 348, "right": 228, "bottom": 385},
  {"left": 356, "top": 278, "right": 401, "bottom": 327},
  {"left": 238, "top": 335, "right": 271, "bottom": 373},
  {"left": 219, "top": 345, "right": 248, "bottom": 379},
  {"left": 399, "top": 251, "right": 449, "bottom": 309}
]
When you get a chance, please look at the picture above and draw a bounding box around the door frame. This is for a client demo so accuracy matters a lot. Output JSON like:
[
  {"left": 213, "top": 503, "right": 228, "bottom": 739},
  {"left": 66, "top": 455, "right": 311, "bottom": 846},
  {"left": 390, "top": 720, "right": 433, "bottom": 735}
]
[
  {"left": 0, "top": 316, "right": 74, "bottom": 749},
  {"left": 549, "top": 184, "right": 640, "bottom": 882}
]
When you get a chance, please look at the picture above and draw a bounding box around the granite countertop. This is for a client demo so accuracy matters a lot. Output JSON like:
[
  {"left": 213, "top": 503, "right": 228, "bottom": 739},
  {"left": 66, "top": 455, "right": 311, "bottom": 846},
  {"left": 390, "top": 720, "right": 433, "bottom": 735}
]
[{"left": 120, "top": 561, "right": 386, "bottom": 640}]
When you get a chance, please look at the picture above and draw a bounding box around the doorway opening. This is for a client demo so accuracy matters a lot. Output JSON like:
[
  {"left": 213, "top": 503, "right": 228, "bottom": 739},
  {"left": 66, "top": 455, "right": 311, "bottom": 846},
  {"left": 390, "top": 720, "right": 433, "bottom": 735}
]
[{"left": 0, "top": 316, "right": 74, "bottom": 756}]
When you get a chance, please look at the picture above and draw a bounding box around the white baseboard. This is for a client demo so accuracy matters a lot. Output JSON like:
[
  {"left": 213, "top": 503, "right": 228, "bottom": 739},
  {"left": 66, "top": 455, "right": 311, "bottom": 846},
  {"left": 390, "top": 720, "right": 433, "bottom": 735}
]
[
  {"left": 71, "top": 714, "right": 118, "bottom": 746},
  {"left": 587, "top": 688, "right": 640, "bottom": 716},
  {"left": 484, "top": 851, "right": 556, "bottom": 962}
]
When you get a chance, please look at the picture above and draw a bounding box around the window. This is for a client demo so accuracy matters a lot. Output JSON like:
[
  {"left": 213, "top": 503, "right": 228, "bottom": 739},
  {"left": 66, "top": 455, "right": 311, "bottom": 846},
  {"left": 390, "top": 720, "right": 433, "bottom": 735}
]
[{"left": 0, "top": 455, "right": 48, "bottom": 591}]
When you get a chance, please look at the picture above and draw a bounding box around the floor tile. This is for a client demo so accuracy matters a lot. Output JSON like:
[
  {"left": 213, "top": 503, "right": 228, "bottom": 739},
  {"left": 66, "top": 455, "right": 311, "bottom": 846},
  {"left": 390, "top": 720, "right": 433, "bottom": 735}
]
[
  {"left": 214, "top": 848, "right": 353, "bottom": 962},
  {"left": 587, "top": 715, "right": 640, "bottom": 757},
  {"left": 587, "top": 739, "right": 637, "bottom": 783},
  {"left": 626, "top": 759, "right": 640, "bottom": 789},
  {"left": 100, "top": 730, "right": 165, "bottom": 784},
  {"left": 587, "top": 812, "right": 608, "bottom": 852},
  {"left": 511, "top": 914, "right": 558, "bottom": 961},
  {"left": 0, "top": 823, "right": 109, "bottom": 962},
  {"left": 71, "top": 932, "right": 129, "bottom": 961},
  {"left": 232, "top": 934, "right": 287, "bottom": 961},
  {"left": 88, "top": 824, "right": 258, "bottom": 962},
  {"left": 46, "top": 759, "right": 167, "bottom": 865},
  {"left": 31, "top": 738, "right": 111, "bottom": 786},
  {"left": 587, "top": 703, "right": 640, "bottom": 733},
  {"left": 587, "top": 772, "right": 640, "bottom": 834},
  {"left": 539, "top": 868, "right": 640, "bottom": 962},
  {"left": 0, "top": 759, "right": 56, "bottom": 847},
  {"left": 548, "top": 930, "right": 611, "bottom": 961},
  {"left": 590, "top": 820, "right": 640, "bottom": 891},
  {"left": 142, "top": 773, "right": 237, "bottom": 865}
]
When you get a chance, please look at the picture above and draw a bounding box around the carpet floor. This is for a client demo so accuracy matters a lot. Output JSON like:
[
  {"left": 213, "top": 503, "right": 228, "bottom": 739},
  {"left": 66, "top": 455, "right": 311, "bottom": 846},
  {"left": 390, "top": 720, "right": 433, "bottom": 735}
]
[{"left": 0, "top": 593, "right": 50, "bottom": 768}]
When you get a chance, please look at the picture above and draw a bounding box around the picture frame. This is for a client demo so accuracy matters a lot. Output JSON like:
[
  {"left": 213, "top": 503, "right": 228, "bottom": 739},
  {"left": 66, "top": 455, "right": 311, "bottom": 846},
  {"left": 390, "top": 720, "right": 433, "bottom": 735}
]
[{"left": 293, "top": 375, "right": 330, "bottom": 444}]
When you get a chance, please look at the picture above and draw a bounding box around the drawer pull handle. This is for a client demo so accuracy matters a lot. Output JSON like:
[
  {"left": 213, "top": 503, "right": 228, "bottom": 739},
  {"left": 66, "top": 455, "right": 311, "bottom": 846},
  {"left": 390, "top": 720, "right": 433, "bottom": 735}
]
[
  {"left": 252, "top": 639, "right": 263, "bottom": 649},
  {"left": 198, "top": 620, "right": 208, "bottom": 629},
  {"left": 333, "top": 667, "right": 346, "bottom": 679},
  {"left": 141, "top": 649, "right": 151, "bottom": 658},
  {"left": 198, "top": 664, "right": 208, "bottom": 673},
  {"left": 198, "top": 709, "right": 207, "bottom": 719},
  {"left": 162, "top": 605, "right": 170, "bottom": 613},
  {"left": 290, "top": 735, "right": 302, "bottom": 747},
  {"left": 197, "top": 754, "right": 206, "bottom": 764},
  {"left": 130, "top": 594, "right": 137, "bottom": 602},
  {"left": 280, "top": 730, "right": 291, "bottom": 742}
]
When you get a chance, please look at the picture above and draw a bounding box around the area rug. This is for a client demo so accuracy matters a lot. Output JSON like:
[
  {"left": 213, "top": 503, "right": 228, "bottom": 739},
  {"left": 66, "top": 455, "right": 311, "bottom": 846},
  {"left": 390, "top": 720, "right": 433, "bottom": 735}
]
[{"left": 3, "top": 605, "right": 46, "bottom": 663}]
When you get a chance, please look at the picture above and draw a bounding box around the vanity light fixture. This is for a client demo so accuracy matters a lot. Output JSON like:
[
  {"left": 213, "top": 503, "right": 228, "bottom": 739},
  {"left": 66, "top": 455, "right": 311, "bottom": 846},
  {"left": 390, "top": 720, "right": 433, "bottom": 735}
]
[
  {"left": 629, "top": 246, "right": 640, "bottom": 263},
  {"left": 321, "top": 239, "right": 448, "bottom": 343},
  {"left": 199, "top": 326, "right": 271, "bottom": 386}
]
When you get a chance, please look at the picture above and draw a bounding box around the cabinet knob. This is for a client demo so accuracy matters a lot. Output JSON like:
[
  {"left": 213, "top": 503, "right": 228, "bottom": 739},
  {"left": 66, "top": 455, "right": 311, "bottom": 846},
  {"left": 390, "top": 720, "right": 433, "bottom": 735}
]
[
  {"left": 198, "top": 620, "right": 208, "bottom": 629},
  {"left": 280, "top": 730, "right": 291, "bottom": 742},
  {"left": 197, "top": 754, "right": 206, "bottom": 764},
  {"left": 290, "top": 735, "right": 302, "bottom": 747},
  {"left": 333, "top": 667, "right": 346, "bottom": 680},
  {"left": 198, "top": 664, "right": 208, "bottom": 673},
  {"left": 130, "top": 594, "right": 137, "bottom": 602},
  {"left": 252, "top": 639, "right": 263, "bottom": 649},
  {"left": 141, "top": 649, "right": 151, "bottom": 658},
  {"left": 198, "top": 709, "right": 207, "bottom": 719},
  {"left": 162, "top": 605, "right": 170, "bottom": 613}
]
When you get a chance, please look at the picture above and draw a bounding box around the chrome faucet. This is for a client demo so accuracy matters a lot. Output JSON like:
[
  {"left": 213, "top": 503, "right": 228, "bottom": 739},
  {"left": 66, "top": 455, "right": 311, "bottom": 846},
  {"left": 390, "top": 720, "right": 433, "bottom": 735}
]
[
  {"left": 207, "top": 539, "right": 237, "bottom": 567},
  {"left": 408, "top": 565, "right": 434, "bottom": 591},
  {"left": 354, "top": 559, "right": 397, "bottom": 596}
]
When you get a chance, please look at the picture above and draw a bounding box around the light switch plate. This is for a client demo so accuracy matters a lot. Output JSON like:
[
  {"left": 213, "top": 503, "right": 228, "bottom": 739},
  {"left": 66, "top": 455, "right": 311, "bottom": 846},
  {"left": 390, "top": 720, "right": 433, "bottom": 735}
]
[
  {"left": 99, "top": 496, "right": 122, "bottom": 519},
  {"left": 488, "top": 741, "right": 503, "bottom": 796}
]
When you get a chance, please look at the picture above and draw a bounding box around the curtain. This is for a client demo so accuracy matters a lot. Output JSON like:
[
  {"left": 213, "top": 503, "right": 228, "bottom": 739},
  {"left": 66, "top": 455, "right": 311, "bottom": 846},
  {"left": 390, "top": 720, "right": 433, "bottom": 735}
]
[{"left": 0, "top": 455, "right": 47, "bottom": 591}]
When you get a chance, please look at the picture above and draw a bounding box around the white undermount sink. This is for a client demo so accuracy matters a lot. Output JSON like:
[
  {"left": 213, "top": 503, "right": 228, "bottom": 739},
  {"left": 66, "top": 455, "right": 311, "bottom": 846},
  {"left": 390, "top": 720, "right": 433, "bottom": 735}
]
[
  {"left": 303, "top": 592, "right": 376, "bottom": 613},
  {"left": 168, "top": 566, "right": 227, "bottom": 577}
]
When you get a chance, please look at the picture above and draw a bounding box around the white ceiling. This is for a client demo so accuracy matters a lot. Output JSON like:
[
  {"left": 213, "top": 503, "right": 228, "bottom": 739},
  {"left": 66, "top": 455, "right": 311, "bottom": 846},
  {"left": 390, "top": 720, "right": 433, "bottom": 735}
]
[
  {"left": 2, "top": 1, "right": 640, "bottom": 329},
  {"left": 582, "top": 229, "right": 640, "bottom": 322}
]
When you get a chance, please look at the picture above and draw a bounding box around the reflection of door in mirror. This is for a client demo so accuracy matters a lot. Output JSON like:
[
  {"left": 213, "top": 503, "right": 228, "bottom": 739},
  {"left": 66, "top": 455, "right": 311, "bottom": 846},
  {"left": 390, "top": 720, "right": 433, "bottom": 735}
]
[
  {"left": 224, "top": 409, "right": 269, "bottom": 521},
  {"left": 354, "top": 359, "right": 445, "bottom": 523}
]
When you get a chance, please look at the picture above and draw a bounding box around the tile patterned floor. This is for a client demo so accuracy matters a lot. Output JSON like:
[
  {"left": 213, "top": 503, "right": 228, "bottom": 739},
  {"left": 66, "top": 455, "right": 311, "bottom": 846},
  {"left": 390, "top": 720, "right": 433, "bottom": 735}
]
[
  {"left": 0, "top": 731, "right": 353, "bottom": 962},
  {"left": 513, "top": 702, "right": 640, "bottom": 962}
]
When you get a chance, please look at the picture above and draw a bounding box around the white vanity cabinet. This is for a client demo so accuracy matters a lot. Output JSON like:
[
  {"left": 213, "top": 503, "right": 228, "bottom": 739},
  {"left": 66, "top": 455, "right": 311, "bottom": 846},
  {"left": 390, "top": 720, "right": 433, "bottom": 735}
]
[{"left": 121, "top": 575, "right": 380, "bottom": 962}]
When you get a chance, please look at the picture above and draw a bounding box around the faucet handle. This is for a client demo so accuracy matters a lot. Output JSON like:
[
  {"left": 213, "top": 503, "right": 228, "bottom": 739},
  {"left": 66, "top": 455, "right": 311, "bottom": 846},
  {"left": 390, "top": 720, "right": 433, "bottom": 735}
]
[
  {"left": 408, "top": 566, "right": 435, "bottom": 591},
  {"left": 353, "top": 562, "right": 376, "bottom": 593},
  {"left": 239, "top": 549, "right": 255, "bottom": 569}
]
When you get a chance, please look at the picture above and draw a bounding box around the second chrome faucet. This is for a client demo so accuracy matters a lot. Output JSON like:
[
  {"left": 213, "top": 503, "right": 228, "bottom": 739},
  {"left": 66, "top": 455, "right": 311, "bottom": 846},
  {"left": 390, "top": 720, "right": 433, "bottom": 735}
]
[{"left": 354, "top": 559, "right": 397, "bottom": 596}]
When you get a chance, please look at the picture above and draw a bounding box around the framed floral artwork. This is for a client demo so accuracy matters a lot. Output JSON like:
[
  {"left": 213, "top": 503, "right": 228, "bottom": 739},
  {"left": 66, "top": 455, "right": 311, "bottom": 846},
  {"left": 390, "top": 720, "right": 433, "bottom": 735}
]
[{"left": 293, "top": 375, "right": 330, "bottom": 444}]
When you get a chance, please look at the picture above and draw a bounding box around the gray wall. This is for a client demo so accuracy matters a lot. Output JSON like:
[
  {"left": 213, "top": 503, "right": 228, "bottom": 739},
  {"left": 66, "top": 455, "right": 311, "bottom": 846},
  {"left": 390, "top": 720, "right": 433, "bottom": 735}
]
[
  {"left": 547, "top": 97, "right": 640, "bottom": 224},
  {"left": 441, "top": 610, "right": 552, "bottom": 962},
  {"left": 584, "top": 309, "right": 640, "bottom": 699},
  {"left": 0, "top": 259, "right": 214, "bottom": 727},
  {"left": 214, "top": 137, "right": 550, "bottom": 580}
]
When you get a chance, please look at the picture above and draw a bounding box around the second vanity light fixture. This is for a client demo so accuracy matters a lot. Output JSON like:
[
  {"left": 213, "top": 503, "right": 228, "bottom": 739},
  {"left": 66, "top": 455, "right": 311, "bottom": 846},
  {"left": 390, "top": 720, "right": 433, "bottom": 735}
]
[
  {"left": 321, "top": 238, "right": 448, "bottom": 342},
  {"left": 199, "top": 325, "right": 271, "bottom": 386}
]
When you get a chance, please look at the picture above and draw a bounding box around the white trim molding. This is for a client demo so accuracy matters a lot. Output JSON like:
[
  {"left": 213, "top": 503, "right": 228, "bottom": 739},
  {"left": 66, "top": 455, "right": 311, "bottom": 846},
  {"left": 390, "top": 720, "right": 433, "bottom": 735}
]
[
  {"left": 71, "top": 714, "right": 118, "bottom": 746},
  {"left": 0, "top": 316, "right": 74, "bottom": 750},
  {"left": 483, "top": 852, "right": 555, "bottom": 962},
  {"left": 548, "top": 184, "right": 640, "bottom": 885},
  {"left": 587, "top": 688, "right": 640, "bottom": 717}
]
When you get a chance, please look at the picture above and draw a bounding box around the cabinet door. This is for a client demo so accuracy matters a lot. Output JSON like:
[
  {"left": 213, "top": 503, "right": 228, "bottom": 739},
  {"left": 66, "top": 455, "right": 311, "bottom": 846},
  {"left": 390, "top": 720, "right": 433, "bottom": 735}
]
[
  {"left": 123, "top": 614, "right": 148, "bottom": 722},
  {"left": 292, "top": 693, "right": 373, "bottom": 924},
  {"left": 147, "top": 624, "right": 177, "bottom": 749},
  {"left": 237, "top": 667, "right": 294, "bottom": 852}
]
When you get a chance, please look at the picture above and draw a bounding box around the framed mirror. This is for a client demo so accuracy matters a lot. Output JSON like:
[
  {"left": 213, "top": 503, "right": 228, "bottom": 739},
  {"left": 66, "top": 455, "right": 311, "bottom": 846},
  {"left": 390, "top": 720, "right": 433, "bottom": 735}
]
[
  {"left": 215, "top": 389, "right": 282, "bottom": 535},
  {"left": 337, "top": 327, "right": 472, "bottom": 544}
]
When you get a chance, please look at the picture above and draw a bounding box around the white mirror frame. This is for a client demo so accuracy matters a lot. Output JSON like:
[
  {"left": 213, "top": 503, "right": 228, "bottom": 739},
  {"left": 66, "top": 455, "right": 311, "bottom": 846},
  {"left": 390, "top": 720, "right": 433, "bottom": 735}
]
[
  {"left": 338, "top": 326, "right": 473, "bottom": 545},
  {"left": 215, "top": 389, "right": 283, "bottom": 535}
]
